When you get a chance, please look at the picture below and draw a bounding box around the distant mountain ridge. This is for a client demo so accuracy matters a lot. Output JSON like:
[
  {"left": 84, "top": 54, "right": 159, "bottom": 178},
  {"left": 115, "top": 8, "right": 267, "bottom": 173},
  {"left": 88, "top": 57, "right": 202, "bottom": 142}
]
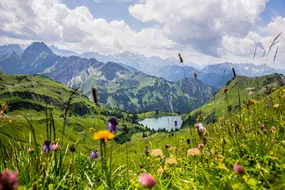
[
  {"left": 79, "top": 51, "right": 181, "bottom": 76},
  {"left": 56, "top": 46, "right": 285, "bottom": 88},
  {"left": 0, "top": 42, "right": 215, "bottom": 113},
  {"left": 0, "top": 44, "right": 24, "bottom": 57},
  {"left": 2, "top": 43, "right": 284, "bottom": 89},
  {"left": 49, "top": 45, "right": 79, "bottom": 57}
]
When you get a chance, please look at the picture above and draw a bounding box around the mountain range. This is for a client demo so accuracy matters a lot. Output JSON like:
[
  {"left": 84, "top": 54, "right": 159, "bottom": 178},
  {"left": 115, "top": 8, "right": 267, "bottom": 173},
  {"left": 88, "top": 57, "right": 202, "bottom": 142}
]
[
  {"left": 2, "top": 44, "right": 284, "bottom": 89},
  {"left": 50, "top": 45, "right": 285, "bottom": 88},
  {"left": 0, "top": 44, "right": 24, "bottom": 57},
  {"left": 0, "top": 42, "right": 215, "bottom": 113}
]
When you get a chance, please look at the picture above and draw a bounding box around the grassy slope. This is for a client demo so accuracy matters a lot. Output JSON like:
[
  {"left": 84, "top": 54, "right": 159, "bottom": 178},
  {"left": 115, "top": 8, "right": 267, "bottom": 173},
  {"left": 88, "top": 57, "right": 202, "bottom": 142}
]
[
  {"left": 107, "top": 85, "right": 285, "bottom": 187},
  {"left": 1, "top": 85, "right": 284, "bottom": 189},
  {"left": 0, "top": 73, "right": 141, "bottom": 152},
  {"left": 184, "top": 73, "right": 285, "bottom": 124}
]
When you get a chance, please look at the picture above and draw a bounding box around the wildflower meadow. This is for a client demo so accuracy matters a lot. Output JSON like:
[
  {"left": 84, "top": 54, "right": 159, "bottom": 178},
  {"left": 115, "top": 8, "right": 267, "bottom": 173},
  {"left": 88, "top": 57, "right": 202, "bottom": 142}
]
[{"left": 0, "top": 82, "right": 284, "bottom": 189}]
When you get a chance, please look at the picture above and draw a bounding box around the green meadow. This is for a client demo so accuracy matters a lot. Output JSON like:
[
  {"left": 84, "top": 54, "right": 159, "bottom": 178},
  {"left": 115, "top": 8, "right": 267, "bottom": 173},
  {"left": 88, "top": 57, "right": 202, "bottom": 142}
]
[{"left": 0, "top": 71, "right": 284, "bottom": 189}]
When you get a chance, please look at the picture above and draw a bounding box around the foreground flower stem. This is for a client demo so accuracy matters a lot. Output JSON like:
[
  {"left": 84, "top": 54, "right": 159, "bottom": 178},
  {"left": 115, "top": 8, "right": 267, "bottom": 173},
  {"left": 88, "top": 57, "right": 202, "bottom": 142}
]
[
  {"left": 109, "top": 143, "right": 113, "bottom": 188},
  {"left": 98, "top": 106, "right": 101, "bottom": 127},
  {"left": 125, "top": 142, "right": 129, "bottom": 181},
  {"left": 237, "top": 89, "right": 242, "bottom": 121},
  {"left": 103, "top": 141, "right": 109, "bottom": 188},
  {"left": 100, "top": 140, "right": 104, "bottom": 175}
]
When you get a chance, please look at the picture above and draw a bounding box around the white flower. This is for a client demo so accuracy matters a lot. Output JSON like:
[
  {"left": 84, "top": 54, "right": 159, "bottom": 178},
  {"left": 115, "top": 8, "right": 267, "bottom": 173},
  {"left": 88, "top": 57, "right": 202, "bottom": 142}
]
[{"left": 197, "top": 123, "right": 205, "bottom": 133}]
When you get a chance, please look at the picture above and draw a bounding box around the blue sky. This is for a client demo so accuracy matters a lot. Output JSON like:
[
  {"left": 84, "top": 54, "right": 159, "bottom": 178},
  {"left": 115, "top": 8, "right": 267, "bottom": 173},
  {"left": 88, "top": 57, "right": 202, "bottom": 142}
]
[
  {"left": 62, "top": 0, "right": 161, "bottom": 31},
  {"left": 0, "top": 0, "right": 285, "bottom": 67},
  {"left": 62, "top": 0, "right": 285, "bottom": 31},
  {"left": 262, "top": 0, "right": 285, "bottom": 21}
]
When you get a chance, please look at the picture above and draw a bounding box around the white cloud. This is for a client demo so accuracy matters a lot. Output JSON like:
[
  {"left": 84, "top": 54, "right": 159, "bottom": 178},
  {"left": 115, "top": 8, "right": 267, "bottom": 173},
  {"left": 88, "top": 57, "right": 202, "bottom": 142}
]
[
  {"left": 221, "top": 32, "right": 262, "bottom": 56},
  {"left": 129, "top": 0, "right": 270, "bottom": 56},
  {"left": 0, "top": 0, "right": 285, "bottom": 68},
  {"left": 0, "top": 0, "right": 175, "bottom": 55},
  {"left": 220, "top": 16, "right": 285, "bottom": 67}
]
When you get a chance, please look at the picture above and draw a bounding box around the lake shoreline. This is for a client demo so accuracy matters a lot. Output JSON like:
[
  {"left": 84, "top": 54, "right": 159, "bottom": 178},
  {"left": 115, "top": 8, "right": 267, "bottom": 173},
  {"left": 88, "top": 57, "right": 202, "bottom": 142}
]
[
  {"left": 139, "top": 115, "right": 183, "bottom": 131},
  {"left": 137, "top": 111, "right": 179, "bottom": 120}
]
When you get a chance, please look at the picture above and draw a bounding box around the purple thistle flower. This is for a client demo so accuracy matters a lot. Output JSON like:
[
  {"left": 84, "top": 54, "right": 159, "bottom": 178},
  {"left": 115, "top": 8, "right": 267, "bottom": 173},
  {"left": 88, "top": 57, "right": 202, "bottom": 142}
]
[
  {"left": 266, "top": 103, "right": 270, "bottom": 108},
  {"left": 43, "top": 140, "right": 51, "bottom": 153},
  {"left": 210, "top": 114, "right": 215, "bottom": 119},
  {"left": 233, "top": 164, "right": 245, "bottom": 175},
  {"left": 138, "top": 173, "right": 157, "bottom": 188},
  {"left": 0, "top": 170, "right": 18, "bottom": 190},
  {"left": 89, "top": 150, "right": 98, "bottom": 159},
  {"left": 108, "top": 117, "right": 118, "bottom": 133},
  {"left": 51, "top": 143, "right": 61, "bottom": 152}
]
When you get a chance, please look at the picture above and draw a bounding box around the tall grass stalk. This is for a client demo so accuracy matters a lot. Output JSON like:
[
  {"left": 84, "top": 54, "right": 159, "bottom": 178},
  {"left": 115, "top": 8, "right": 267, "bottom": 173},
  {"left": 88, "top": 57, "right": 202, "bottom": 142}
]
[
  {"left": 50, "top": 110, "right": 56, "bottom": 141},
  {"left": 45, "top": 105, "right": 50, "bottom": 141},
  {"left": 178, "top": 53, "right": 193, "bottom": 138},
  {"left": 263, "top": 31, "right": 283, "bottom": 76},
  {"left": 0, "top": 140, "right": 8, "bottom": 168},
  {"left": 24, "top": 116, "right": 38, "bottom": 157},
  {"left": 61, "top": 90, "right": 76, "bottom": 146},
  {"left": 237, "top": 89, "right": 242, "bottom": 121},
  {"left": 273, "top": 47, "right": 279, "bottom": 73}
]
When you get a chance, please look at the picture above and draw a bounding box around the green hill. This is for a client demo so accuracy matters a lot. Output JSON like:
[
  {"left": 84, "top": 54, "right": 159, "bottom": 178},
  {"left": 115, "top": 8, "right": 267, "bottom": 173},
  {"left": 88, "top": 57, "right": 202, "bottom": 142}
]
[
  {"left": 0, "top": 79, "right": 284, "bottom": 189},
  {"left": 0, "top": 72, "right": 143, "bottom": 151},
  {"left": 183, "top": 73, "right": 285, "bottom": 124}
]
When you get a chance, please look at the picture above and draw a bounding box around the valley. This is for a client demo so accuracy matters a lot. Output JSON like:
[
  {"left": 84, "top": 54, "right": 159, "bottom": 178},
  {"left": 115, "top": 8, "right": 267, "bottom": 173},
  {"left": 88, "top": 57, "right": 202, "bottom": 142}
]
[
  {"left": 1, "top": 1, "right": 285, "bottom": 189},
  {"left": 0, "top": 42, "right": 216, "bottom": 113}
]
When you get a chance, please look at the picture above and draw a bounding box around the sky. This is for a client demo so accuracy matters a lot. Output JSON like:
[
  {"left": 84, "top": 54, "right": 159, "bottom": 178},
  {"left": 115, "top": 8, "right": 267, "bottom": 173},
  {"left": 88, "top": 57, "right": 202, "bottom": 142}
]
[{"left": 0, "top": 0, "right": 285, "bottom": 68}]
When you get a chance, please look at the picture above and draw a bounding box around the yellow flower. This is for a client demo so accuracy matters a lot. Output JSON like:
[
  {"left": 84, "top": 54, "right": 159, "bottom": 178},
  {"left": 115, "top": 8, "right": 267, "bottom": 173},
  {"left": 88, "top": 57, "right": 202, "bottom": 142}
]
[
  {"left": 219, "top": 117, "right": 225, "bottom": 121},
  {"left": 249, "top": 99, "right": 256, "bottom": 104},
  {"left": 216, "top": 162, "right": 227, "bottom": 170},
  {"left": 130, "top": 179, "right": 140, "bottom": 188},
  {"left": 93, "top": 130, "right": 114, "bottom": 143},
  {"left": 273, "top": 104, "right": 279, "bottom": 108},
  {"left": 187, "top": 148, "right": 201, "bottom": 156},
  {"left": 232, "top": 184, "right": 241, "bottom": 190}
]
